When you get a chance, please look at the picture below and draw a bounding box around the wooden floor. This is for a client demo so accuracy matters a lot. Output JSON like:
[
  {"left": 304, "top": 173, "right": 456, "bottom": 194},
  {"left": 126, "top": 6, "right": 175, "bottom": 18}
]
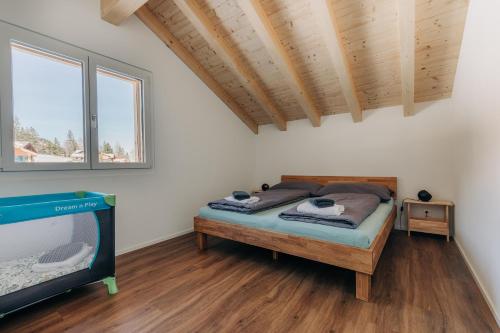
[{"left": 1, "top": 231, "right": 498, "bottom": 333}]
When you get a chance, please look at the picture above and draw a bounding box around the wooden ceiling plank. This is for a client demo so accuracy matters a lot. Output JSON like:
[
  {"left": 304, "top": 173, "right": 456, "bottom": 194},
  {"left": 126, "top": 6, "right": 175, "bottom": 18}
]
[
  {"left": 238, "top": 0, "right": 321, "bottom": 127},
  {"left": 101, "top": 0, "right": 149, "bottom": 25},
  {"left": 135, "top": 6, "right": 259, "bottom": 134},
  {"left": 399, "top": 0, "right": 416, "bottom": 116},
  {"left": 311, "top": 0, "right": 363, "bottom": 122},
  {"left": 172, "top": 0, "right": 287, "bottom": 131}
]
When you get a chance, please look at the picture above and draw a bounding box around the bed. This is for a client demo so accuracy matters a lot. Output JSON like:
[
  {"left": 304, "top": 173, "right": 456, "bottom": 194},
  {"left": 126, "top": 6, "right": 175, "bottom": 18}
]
[{"left": 194, "top": 175, "right": 397, "bottom": 301}]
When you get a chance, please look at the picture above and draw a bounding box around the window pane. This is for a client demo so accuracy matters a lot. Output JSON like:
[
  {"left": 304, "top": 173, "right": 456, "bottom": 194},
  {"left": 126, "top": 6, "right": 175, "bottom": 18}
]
[
  {"left": 11, "top": 42, "right": 86, "bottom": 163},
  {"left": 96, "top": 68, "right": 144, "bottom": 163}
]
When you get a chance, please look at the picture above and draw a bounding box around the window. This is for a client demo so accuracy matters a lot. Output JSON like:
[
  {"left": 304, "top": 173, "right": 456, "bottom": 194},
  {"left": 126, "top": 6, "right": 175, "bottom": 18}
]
[
  {"left": 89, "top": 55, "right": 152, "bottom": 169},
  {"left": 11, "top": 43, "right": 86, "bottom": 165},
  {"left": 0, "top": 21, "right": 152, "bottom": 171},
  {"left": 96, "top": 68, "right": 144, "bottom": 164}
]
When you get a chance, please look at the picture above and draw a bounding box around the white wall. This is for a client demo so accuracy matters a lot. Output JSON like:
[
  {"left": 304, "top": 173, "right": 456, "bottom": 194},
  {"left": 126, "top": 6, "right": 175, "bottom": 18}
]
[
  {"left": 451, "top": 0, "right": 500, "bottom": 324},
  {"left": 255, "top": 99, "right": 456, "bottom": 228},
  {"left": 0, "top": 0, "right": 255, "bottom": 254}
]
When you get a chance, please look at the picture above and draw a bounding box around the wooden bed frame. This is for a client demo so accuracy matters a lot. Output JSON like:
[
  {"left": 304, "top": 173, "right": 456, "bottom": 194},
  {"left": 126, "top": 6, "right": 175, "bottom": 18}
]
[{"left": 194, "top": 175, "right": 397, "bottom": 301}]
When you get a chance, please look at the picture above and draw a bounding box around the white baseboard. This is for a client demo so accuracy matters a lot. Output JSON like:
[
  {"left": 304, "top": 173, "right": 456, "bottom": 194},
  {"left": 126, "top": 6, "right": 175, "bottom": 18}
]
[
  {"left": 455, "top": 237, "right": 500, "bottom": 327},
  {"left": 115, "top": 227, "right": 194, "bottom": 256}
]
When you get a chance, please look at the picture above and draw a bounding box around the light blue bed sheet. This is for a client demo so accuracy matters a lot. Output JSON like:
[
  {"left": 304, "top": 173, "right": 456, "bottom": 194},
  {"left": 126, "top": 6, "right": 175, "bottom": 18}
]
[{"left": 198, "top": 198, "right": 394, "bottom": 249}]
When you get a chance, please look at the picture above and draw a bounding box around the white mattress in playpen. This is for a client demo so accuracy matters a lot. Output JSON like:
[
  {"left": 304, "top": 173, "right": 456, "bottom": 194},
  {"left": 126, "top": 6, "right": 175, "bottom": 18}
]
[{"left": 0, "top": 251, "right": 93, "bottom": 296}]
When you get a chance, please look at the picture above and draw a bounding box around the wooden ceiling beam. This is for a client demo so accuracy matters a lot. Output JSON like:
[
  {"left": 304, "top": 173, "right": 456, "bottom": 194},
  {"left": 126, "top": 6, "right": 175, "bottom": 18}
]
[
  {"left": 173, "top": 0, "right": 287, "bottom": 131},
  {"left": 398, "top": 0, "right": 416, "bottom": 116},
  {"left": 311, "top": 0, "right": 362, "bottom": 122},
  {"left": 101, "top": 0, "right": 149, "bottom": 25},
  {"left": 135, "top": 6, "right": 259, "bottom": 134},
  {"left": 238, "top": 0, "right": 321, "bottom": 127}
]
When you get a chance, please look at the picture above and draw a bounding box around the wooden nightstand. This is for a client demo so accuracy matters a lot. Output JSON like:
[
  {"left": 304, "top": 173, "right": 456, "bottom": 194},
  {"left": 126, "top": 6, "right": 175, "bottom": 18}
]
[{"left": 405, "top": 198, "right": 454, "bottom": 241}]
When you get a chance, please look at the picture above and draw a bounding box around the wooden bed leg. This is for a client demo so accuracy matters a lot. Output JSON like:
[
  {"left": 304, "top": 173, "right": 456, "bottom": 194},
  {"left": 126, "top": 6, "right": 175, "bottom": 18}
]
[
  {"left": 272, "top": 250, "right": 278, "bottom": 261},
  {"left": 196, "top": 232, "right": 207, "bottom": 251},
  {"left": 355, "top": 272, "right": 371, "bottom": 302}
]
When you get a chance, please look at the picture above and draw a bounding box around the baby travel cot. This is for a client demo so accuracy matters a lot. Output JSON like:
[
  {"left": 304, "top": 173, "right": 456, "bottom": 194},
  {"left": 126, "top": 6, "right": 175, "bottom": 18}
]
[{"left": 0, "top": 191, "right": 117, "bottom": 318}]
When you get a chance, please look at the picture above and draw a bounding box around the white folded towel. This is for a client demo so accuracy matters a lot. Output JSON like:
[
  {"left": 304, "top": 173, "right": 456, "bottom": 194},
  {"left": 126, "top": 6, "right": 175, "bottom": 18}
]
[
  {"left": 224, "top": 196, "right": 260, "bottom": 204},
  {"left": 297, "top": 201, "right": 345, "bottom": 216}
]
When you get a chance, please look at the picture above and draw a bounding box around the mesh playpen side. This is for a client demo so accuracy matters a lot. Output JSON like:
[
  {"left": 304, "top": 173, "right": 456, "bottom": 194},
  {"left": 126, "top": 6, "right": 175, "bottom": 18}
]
[{"left": 0, "top": 192, "right": 117, "bottom": 318}]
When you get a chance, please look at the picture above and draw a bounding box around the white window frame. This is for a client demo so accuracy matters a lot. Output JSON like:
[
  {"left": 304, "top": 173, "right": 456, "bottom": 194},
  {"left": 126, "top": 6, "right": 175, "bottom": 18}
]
[
  {"left": 0, "top": 20, "right": 153, "bottom": 171},
  {"left": 89, "top": 55, "right": 153, "bottom": 169}
]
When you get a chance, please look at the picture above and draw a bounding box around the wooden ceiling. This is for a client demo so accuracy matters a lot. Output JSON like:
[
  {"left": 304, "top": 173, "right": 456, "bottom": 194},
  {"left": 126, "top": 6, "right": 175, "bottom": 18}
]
[{"left": 101, "top": 0, "right": 469, "bottom": 133}]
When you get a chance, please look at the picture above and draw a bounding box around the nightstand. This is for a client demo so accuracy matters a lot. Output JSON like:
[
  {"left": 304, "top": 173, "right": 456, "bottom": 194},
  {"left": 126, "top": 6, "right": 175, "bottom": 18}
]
[{"left": 405, "top": 198, "right": 454, "bottom": 241}]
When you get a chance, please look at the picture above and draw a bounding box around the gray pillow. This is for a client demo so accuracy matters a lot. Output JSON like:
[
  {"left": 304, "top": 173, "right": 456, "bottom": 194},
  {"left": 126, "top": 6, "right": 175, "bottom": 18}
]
[
  {"left": 315, "top": 182, "right": 392, "bottom": 201},
  {"left": 270, "top": 181, "right": 322, "bottom": 195}
]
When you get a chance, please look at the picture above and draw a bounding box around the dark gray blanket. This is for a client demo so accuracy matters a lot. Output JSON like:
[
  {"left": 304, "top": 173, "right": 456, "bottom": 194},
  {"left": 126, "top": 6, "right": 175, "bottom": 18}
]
[
  {"left": 208, "top": 189, "right": 310, "bottom": 214},
  {"left": 279, "top": 193, "right": 380, "bottom": 229}
]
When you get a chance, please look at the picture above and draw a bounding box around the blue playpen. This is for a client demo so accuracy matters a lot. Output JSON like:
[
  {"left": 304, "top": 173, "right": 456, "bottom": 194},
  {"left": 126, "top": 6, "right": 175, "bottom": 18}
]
[{"left": 0, "top": 192, "right": 117, "bottom": 318}]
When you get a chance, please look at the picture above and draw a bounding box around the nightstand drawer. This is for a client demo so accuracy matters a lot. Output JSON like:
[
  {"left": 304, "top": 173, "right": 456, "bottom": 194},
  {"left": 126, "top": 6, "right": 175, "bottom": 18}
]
[{"left": 409, "top": 218, "right": 449, "bottom": 235}]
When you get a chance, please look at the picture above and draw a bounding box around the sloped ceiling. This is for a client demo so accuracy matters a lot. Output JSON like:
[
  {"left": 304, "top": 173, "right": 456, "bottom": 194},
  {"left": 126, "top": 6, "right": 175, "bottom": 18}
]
[{"left": 104, "top": 0, "right": 469, "bottom": 133}]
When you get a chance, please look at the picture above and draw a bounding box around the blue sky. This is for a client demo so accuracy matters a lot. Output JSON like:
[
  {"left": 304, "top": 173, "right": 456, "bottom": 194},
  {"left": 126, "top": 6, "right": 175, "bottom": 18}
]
[{"left": 12, "top": 46, "right": 137, "bottom": 155}]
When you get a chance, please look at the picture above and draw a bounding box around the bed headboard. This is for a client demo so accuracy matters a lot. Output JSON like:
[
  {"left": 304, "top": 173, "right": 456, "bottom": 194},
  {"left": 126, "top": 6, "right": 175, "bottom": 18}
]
[{"left": 281, "top": 175, "right": 398, "bottom": 199}]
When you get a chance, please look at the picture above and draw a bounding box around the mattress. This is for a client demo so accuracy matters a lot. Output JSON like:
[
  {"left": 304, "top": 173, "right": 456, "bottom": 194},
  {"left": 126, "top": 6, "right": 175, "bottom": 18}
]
[
  {"left": 198, "top": 198, "right": 394, "bottom": 249},
  {"left": 0, "top": 250, "right": 93, "bottom": 296}
]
